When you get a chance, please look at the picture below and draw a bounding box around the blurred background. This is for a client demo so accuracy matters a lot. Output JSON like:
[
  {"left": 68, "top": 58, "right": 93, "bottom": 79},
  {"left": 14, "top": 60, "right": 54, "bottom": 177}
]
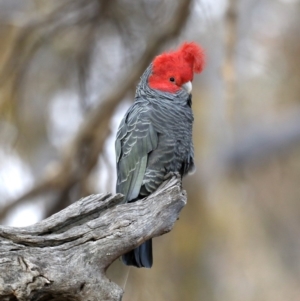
[{"left": 1, "top": 0, "right": 300, "bottom": 300}]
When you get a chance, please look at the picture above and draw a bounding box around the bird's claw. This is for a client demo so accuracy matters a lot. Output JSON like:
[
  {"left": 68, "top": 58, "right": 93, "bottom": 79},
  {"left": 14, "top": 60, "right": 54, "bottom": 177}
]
[{"left": 163, "top": 171, "right": 181, "bottom": 180}]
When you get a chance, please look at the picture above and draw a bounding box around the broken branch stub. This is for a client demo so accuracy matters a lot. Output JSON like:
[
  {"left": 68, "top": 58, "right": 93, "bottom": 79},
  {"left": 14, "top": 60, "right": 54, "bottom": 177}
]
[{"left": 0, "top": 177, "right": 186, "bottom": 301}]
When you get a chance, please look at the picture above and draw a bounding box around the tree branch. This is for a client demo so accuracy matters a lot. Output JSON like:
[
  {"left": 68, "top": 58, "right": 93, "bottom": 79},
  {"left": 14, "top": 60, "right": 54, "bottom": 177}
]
[
  {"left": 220, "top": 109, "right": 300, "bottom": 173},
  {"left": 0, "top": 177, "right": 186, "bottom": 301}
]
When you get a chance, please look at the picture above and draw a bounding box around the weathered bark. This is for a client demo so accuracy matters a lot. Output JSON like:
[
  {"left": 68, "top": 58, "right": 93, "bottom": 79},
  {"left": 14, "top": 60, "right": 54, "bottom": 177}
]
[{"left": 0, "top": 177, "right": 186, "bottom": 301}]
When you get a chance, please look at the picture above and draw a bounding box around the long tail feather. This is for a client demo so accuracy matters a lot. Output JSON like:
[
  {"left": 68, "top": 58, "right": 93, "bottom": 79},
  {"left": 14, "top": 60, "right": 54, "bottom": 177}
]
[{"left": 122, "top": 239, "right": 153, "bottom": 268}]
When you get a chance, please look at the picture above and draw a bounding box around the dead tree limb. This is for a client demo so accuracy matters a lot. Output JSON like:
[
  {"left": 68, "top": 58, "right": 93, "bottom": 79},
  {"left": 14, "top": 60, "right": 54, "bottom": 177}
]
[{"left": 0, "top": 177, "right": 186, "bottom": 301}]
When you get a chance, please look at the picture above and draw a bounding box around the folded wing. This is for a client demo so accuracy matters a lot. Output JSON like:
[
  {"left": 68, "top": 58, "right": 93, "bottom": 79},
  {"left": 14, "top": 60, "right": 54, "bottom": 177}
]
[{"left": 116, "top": 103, "right": 158, "bottom": 202}]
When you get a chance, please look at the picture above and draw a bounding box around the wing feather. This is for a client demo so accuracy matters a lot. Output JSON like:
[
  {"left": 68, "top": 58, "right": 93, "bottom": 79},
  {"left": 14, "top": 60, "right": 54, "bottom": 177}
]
[{"left": 115, "top": 103, "right": 158, "bottom": 202}]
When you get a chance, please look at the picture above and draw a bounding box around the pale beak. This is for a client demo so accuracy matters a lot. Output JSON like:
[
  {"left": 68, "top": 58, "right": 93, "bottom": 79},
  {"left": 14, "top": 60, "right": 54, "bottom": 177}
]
[{"left": 182, "top": 81, "right": 192, "bottom": 94}]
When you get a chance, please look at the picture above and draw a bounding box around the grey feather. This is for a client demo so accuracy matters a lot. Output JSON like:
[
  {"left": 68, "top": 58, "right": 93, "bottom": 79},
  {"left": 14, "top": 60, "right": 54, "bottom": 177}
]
[{"left": 115, "top": 64, "right": 195, "bottom": 267}]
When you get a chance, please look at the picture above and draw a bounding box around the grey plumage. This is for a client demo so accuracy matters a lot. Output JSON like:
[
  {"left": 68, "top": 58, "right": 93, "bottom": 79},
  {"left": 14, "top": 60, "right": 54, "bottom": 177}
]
[{"left": 115, "top": 65, "right": 195, "bottom": 268}]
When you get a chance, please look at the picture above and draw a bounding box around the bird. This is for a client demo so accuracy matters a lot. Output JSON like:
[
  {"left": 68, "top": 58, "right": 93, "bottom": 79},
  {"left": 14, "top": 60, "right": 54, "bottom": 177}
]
[{"left": 115, "top": 42, "right": 205, "bottom": 268}]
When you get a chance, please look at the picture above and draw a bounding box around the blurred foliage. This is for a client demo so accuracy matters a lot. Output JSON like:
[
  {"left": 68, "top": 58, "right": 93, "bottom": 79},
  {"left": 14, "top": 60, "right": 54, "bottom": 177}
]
[{"left": 1, "top": 0, "right": 300, "bottom": 300}]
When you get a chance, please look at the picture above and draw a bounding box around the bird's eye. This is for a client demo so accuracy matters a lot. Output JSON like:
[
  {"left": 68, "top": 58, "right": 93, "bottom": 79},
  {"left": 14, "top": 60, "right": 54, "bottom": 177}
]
[{"left": 169, "top": 77, "right": 175, "bottom": 82}]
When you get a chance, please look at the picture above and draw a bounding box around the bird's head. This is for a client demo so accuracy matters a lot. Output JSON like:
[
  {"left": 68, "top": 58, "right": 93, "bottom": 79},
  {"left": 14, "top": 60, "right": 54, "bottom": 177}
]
[{"left": 148, "top": 42, "right": 205, "bottom": 94}]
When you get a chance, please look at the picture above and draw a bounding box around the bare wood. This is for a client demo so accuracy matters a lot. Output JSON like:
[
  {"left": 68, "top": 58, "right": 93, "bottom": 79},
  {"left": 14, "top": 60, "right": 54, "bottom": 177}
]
[{"left": 0, "top": 177, "right": 186, "bottom": 301}]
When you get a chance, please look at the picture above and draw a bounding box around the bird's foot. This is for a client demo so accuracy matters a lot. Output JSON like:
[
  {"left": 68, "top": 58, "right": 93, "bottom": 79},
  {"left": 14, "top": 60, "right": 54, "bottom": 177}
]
[{"left": 163, "top": 171, "right": 181, "bottom": 180}]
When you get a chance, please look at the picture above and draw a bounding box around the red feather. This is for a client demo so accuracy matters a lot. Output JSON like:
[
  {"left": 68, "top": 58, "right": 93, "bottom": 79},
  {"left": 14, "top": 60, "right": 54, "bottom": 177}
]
[
  {"left": 179, "top": 42, "right": 205, "bottom": 73},
  {"left": 148, "top": 42, "right": 205, "bottom": 93}
]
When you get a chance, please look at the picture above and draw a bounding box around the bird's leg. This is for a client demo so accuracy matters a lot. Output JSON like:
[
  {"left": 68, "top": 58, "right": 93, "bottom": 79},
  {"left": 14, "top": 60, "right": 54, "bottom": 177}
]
[{"left": 163, "top": 171, "right": 181, "bottom": 180}]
